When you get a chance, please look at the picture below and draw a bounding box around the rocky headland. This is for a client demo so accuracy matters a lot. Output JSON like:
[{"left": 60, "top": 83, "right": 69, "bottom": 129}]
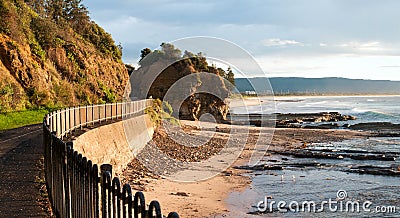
[{"left": 129, "top": 44, "right": 233, "bottom": 122}]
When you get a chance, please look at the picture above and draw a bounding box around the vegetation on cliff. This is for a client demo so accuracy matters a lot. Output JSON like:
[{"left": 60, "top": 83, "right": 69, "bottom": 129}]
[
  {"left": 0, "top": 0, "right": 128, "bottom": 113},
  {"left": 144, "top": 98, "right": 179, "bottom": 127}
]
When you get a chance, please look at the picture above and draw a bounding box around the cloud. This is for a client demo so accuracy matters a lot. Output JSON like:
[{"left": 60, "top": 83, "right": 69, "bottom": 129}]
[
  {"left": 380, "top": 65, "right": 400, "bottom": 68},
  {"left": 261, "top": 38, "right": 303, "bottom": 47},
  {"left": 338, "top": 41, "right": 385, "bottom": 51},
  {"left": 327, "top": 40, "right": 400, "bottom": 56}
]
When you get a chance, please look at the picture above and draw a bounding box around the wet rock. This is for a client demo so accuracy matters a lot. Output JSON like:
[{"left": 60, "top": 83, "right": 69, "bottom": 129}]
[
  {"left": 376, "top": 132, "right": 400, "bottom": 137},
  {"left": 281, "top": 162, "right": 323, "bottom": 168},
  {"left": 267, "top": 159, "right": 279, "bottom": 163},
  {"left": 275, "top": 149, "right": 398, "bottom": 162},
  {"left": 351, "top": 154, "right": 396, "bottom": 161},
  {"left": 349, "top": 166, "right": 400, "bottom": 176},
  {"left": 234, "top": 165, "right": 284, "bottom": 171},
  {"left": 306, "top": 123, "right": 340, "bottom": 129},
  {"left": 230, "top": 112, "right": 357, "bottom": 128},
  {"left": 350, "top": 122, "right": 400, "bottom": 131},
  {"left": 343, "top": 123, "right": 351, "bottom": 128}
]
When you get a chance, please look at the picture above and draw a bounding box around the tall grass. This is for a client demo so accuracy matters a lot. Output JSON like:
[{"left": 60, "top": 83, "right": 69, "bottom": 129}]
[{"left": 0, "top": 109, "right": 48, "bottom": 131}]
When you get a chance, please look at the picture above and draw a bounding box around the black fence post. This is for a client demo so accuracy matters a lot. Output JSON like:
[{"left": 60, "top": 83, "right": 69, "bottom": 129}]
[
  {"left": 100, "top": 164, "right": 113, "bottom": 180},
  {"left": 134, "top": 191, "right": 146, "bottom": 218},
  {"left": 101, "top": 164, "right": 112, "bottom": 218},
  {"left": 87, "top": 160, "right": 93, "bottom": 218},
  {"left": 148, "top": 201, "right": 162, "bottom": 218},
  {"left": 77, "top": 154, "right": 83, "bottom": 218},
  {"left": 65, "top": 142, "right": 73, "bottom": 218},
  {"left": 167, "top": 212, "right": 180, "bottom": 218},
  {"left": 122, "top": 184, "right": 133, "bottom": 218},
  {"left": 67, "top": 143, "right": 74, "bottom": 218},
  {"left": 82, "top": 157, "right": 88, "bottom": 218},
  {"left": 93, "top": 164, "right": 100, "bottom": 218},
  {"left": 112, "top": 178, "right": 121, "bottom": 218},
  {"left": 71, "top": 151, "right": 77, "bottom": 218}
]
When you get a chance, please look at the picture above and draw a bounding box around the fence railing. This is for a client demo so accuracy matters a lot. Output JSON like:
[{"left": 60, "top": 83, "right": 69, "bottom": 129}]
[
  {"left": 43, "top": 100, "right": 179, "bottom": 218},
  {"left": 46, "top": 100, "right": 152, "bottom": 139}
]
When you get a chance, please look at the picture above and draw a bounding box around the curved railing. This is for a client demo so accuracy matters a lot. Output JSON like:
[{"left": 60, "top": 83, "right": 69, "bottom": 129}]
[
  {"left": 45, "top": 100, "right": 151, "bottom": 139},
  {"left": 43, "top": 100, "right": 179, "bottom": 218}
]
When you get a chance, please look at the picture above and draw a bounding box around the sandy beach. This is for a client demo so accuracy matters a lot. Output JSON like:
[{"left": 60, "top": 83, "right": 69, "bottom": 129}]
[{"left": 121, "top": 119, "right": 370, "bottom": 217}]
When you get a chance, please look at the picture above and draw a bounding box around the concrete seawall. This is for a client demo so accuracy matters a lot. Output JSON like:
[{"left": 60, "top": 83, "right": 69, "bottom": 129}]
[{"left": 73, "top": 114, "right": 154, "bottom": 176}]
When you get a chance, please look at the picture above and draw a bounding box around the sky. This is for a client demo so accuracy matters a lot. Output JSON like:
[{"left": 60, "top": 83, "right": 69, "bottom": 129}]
[{"left": 83, "top": 0, "right": 400, "bottom": 81}]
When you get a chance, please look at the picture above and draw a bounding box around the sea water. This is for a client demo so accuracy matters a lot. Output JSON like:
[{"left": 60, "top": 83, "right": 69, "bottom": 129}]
[
  {"left": 225, "top": 96, "right": 400, "bottom": 217},
  {"left": 231, "top": 95, "right": 400, "bottom": 124}
]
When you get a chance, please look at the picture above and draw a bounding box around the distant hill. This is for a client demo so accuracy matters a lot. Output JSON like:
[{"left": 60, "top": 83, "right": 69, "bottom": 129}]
[{"left": 235, "top": 77, "right": 400, "bottom": 95}]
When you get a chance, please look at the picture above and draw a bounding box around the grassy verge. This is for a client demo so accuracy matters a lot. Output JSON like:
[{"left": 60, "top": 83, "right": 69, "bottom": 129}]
[{"left": 0, "top": 109, "right": 49, "bottom": 131}]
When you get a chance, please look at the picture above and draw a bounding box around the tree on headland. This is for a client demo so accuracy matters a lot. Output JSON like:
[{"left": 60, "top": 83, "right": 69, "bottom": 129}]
[
  {"left": 63, "top": 0, "right": 90, "bottom": 32},
  {"left": 139, "top": 43, "right": 182, "bottom": 66},
  {"left": 24, "top": 0, "right": 45, "bottom": 16},
  {"left": 183, "top": 50, "right": 195, "bottom": 58},
  {"left": 25, "top": 0, "right": 89, "bottom": 27},
  {"left": 44, "top": 0, "right": 65, "bottom": 22},
  {"left": 226, "top": 67, "right": 235, "bottom": 86},
  {"left": 140, "top": 48, "right": 152, "bottom": 61},
  {"left": 160, "top": 42, "right": 181, "bottom": 60}
]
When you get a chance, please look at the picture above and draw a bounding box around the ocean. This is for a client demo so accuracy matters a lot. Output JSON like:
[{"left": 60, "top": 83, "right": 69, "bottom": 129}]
[
  {"left": 226, "top": 95, "right": 400, "bottom": 217},
  {"left": 231, "top": 95, "right": 400, "bottom": 125}
]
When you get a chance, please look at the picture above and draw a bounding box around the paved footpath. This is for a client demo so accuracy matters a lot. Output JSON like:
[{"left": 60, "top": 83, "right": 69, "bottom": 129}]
[{"left": 0, "top": 124, "right": 49, "bottom": 217}]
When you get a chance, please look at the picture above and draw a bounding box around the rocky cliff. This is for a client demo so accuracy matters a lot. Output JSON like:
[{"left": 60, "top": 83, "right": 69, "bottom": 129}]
[{"left": 0, "top": 0, "right": 128, "bottom": 112}]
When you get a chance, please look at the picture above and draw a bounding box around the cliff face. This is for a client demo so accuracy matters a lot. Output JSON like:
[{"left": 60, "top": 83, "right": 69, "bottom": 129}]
[{"left": 0, "top": 0, "right": 128, "bottom": 112}]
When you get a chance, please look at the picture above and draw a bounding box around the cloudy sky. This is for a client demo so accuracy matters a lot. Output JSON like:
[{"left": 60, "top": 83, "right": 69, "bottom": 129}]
[{"left": 84, "top": 0, "right": 400, "bottom": 81}]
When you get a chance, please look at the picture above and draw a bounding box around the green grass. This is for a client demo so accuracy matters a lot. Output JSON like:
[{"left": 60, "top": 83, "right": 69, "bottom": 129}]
[{"left": 0, "top": 109, "right": 48, "bottom": 131}]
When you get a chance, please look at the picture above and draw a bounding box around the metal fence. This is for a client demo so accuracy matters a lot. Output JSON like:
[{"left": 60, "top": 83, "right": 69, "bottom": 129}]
[
  {"left": 45, "top": 100, "right": 152, "bottom": 139},
  {"left": 43, "top": 100, "right": 179, "bottom": 218}
]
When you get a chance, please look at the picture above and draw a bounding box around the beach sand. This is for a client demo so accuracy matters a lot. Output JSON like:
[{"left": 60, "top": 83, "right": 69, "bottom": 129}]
[{"left": 121, "top": 119, "right": 369, "bottom": 217}]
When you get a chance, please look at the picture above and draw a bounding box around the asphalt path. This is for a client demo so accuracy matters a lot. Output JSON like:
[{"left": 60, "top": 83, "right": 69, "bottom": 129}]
[{"left": 0, "top": 124, "right": 49, "bottom": 217}]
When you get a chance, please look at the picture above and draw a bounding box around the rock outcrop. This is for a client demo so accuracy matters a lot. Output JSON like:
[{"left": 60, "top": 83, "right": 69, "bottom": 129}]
[{"left": 275, "top": 112, "right": 356, "bottom": 127}]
